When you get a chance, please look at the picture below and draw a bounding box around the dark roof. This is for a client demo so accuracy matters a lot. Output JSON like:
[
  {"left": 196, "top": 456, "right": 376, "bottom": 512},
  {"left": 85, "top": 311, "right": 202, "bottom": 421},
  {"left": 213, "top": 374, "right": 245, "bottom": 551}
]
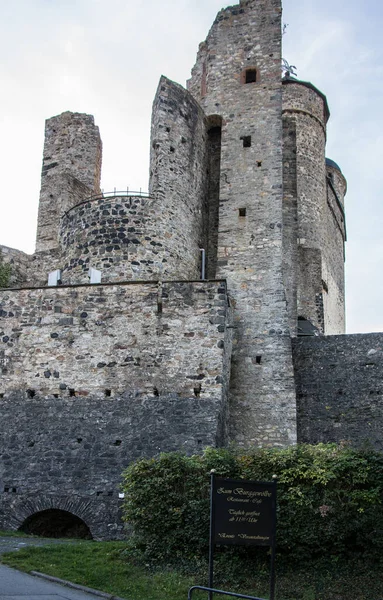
[
  {"left": 282, "top": 77, "right": 330, "bottom": 123},
  {"left": 326, "top": 157, "right": 342, "bottom": 172}
]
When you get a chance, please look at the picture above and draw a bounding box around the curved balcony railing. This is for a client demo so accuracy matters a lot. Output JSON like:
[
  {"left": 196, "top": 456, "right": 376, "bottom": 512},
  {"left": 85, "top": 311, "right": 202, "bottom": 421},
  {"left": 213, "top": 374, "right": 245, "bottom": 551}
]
[{"left": 62, "top": 189, "right": 152, "bottom": 218}]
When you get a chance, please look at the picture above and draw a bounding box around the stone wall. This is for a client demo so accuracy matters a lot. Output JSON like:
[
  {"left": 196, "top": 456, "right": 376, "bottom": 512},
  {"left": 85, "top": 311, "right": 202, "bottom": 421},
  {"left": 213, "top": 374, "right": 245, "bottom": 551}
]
[
  {"left": 150, "top": 77, "right": 209, "bottom": 281},
  {"left": 0, "top": 245, "right": 31, "bottom": 288},
  {"left": 282, "top": 80, "right": 346, "bottom": 335},
  {"left": 60, "top": 194, "right": 201, "bottom": 284},
  {"left": 36, "top": 113, "right": 102, "bottom": 253},
  {"left": 187, "top": 0, "right": 298, "bottom": 447},
  {"left": 0, "top": 280, "right": 232, "bottom": 538},
  {"left": 282, "top": 116, "right": 298, "bottom": 335},
  {"left": 293, "top": 334, "right": 383, "bottom": 451},
  {"left": 282, "top": 80, "right": 328, "bottom": 332},
  {"left": 323, "top": 162, "right": 347, "bottom": 333}
]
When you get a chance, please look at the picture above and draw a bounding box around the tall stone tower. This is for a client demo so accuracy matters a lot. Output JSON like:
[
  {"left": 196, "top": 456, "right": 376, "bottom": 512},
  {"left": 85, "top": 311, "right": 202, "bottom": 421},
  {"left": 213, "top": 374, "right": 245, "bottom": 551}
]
[{"left": 151, "top": 0, "right": 297, "bottom": 446}]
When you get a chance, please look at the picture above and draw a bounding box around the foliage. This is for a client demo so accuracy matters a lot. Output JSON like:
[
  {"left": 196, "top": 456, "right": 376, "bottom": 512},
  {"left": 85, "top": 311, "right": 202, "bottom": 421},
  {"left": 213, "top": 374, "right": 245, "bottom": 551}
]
[
  {"left": 0, "top": 250, "right": 11, "bottom": 288},
  {"left": 121, "top": 444, "right": 383, "bottom": 566}
]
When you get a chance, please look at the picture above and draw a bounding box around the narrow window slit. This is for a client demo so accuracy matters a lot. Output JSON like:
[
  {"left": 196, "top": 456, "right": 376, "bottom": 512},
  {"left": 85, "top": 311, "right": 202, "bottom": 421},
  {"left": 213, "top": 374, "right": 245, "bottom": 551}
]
[
  {"left": 239, "top": 208, "right": 247, "bottom": 217},
  {"left": 256, "top": 355, "right": 262, "bottom": 365},
  {"left": 242, "top": 136, "right": 252, "bottom": 148}
]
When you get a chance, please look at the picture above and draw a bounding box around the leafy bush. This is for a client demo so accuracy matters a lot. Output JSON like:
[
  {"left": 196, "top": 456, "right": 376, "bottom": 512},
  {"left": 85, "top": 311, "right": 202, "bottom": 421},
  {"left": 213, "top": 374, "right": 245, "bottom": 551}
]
[{"left": 121, "top": 444, "right": 383, "bottom": 565}]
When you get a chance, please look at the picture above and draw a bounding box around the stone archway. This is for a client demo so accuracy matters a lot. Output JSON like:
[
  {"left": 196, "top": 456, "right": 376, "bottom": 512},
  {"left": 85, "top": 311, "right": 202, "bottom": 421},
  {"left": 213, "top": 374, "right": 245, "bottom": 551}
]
[{"left": 19, "top": 508, "right": 92, "bottom": 539}]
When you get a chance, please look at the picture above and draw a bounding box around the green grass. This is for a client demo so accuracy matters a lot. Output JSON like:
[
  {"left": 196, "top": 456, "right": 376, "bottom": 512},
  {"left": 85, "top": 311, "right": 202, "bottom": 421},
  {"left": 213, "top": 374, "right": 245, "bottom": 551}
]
[
  {"left": 0, "top": 530, "right": 37, "bottom": 538},
  {"left": 1, "top": 541, "right": 382, "bottom": 600},
  {"left": 1, "top": 542, "right": 200, "bottom": 600}
]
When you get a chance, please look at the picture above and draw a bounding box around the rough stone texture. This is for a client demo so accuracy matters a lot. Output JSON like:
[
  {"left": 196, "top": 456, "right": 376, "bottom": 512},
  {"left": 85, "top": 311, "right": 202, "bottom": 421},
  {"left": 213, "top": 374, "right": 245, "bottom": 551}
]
[
  {"left": 282, "top": 80, "right": 328, "bottom": 332},
  {"left": 293, "top": 334, "right": 383, "bottom": 451},
  {"left": 323, "top": 163, "right": 347, "bottom": 333},
  {"left": 282, "top": 117, "right": 298, "bottom": 335},
  {"left": 187, "top": 0, "right": 297, "bottom": 447},
  {"left": 150, "top": 77, "right": 209, "bottom": 281},
  {"left": 0, "top": 245, "right": 31, "bottom": 288},
  {"left": 282, "top": 80, "right": 346, "bottom": 334},
  {"left": 60, "top": 194, "right": 200, "bottom": 284},
  {"left": 36, "top": 112, "right": 102, "bottom": 254},
  {"left": 0, "top": 280, "right": 232, "bottom": 538}
]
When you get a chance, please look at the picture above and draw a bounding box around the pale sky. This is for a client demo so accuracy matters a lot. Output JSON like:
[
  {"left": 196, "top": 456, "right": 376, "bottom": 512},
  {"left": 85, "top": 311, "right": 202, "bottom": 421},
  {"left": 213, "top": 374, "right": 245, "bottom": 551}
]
[{"left": 0, "top": 0, "right": 382, "bottom": 334}]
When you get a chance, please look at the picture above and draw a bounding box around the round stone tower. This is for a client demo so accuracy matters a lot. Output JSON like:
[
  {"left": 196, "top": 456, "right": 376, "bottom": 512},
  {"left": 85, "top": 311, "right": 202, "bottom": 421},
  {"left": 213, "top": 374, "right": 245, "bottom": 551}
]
[
  {"left": 60, "top": 192, "right": 201, "bottom": 284},
  {"left": 282, "top": 77, "right": 346, "bottom": 334}
]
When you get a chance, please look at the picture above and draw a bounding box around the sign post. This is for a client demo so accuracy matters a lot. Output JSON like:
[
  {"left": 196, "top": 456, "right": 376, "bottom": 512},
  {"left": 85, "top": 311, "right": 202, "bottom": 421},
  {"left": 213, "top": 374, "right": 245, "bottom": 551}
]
[{"left": 209, "top": 471, "right": 277, "bottom": 600}]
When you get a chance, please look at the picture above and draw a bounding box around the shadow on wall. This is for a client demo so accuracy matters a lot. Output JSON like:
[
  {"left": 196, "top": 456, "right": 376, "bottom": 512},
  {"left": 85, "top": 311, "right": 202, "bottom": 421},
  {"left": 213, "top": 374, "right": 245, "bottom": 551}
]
[{"left": 19, "top": 508, "right": 92, "bottom": 539}]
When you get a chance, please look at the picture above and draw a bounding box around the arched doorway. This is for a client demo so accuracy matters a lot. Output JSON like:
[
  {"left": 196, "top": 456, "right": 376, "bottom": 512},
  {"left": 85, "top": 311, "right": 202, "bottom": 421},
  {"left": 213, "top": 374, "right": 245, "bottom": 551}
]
[{"left": 19, "top": 509, "right": 92, "bottom": 539}]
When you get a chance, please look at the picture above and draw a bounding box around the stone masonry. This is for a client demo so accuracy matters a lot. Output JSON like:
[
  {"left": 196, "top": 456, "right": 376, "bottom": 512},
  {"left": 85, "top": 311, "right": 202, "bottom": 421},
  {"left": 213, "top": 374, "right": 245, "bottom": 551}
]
[{"left": 0, "top": 0, "right": 381, "bottom": 539}]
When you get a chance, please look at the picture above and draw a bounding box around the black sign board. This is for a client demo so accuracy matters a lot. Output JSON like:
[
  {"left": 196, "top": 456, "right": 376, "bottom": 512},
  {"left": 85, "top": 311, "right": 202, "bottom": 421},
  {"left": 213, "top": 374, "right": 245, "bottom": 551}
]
[
  {"left": 212, "top": 477, "right": 276, "bottom": 547},
  {"left": 208, "top": 474, "right": 277, "bottom": 600}
]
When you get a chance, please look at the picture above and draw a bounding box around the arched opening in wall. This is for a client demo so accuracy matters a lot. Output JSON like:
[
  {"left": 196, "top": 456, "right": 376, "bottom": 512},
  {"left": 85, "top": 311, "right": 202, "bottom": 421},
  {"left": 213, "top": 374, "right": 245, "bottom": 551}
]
[
  {"left": 205, "top": 115, "right": 223, "bottom": 279},
  {"left": 19, "top": 509, "right": 92, "bottom": 539}
]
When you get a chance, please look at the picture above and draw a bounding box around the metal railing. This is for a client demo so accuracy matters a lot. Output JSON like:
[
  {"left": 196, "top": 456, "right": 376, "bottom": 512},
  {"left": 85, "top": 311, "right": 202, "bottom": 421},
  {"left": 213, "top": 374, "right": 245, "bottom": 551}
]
[
  {"left": 188, "top": 585, "right": 267, "bottom": 600},
  {"left": 62, "top": 189, "right": 152, "bottom": 218}
]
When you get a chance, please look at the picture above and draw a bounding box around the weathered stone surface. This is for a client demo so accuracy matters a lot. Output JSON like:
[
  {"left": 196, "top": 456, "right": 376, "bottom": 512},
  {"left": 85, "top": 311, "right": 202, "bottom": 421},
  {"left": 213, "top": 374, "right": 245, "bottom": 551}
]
[
  {"left": 36, "top": 112, "right": 102, "bottom": 253},
  {"left": 293, "top": 334, "right": 383, "bottom": 451},
  {"left": 187, "top": 0, "right": 297, "bottom": 447},
  {"left": 282, "top": 79, "right": 346, "bottom": 334},
  {"left": 0, "top": 280, "right": 232, "bottom": 538}
]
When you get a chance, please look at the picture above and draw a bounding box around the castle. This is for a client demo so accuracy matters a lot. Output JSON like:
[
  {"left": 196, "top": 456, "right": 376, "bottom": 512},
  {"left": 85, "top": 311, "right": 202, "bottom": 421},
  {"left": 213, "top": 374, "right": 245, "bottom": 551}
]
[{"left": 1, "top": 0, "right": 382, "bottom": 540}]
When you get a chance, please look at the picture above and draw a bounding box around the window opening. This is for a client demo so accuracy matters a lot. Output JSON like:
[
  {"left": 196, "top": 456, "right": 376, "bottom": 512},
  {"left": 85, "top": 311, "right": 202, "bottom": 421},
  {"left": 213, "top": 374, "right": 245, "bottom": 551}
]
[
  {"left": 242, "top": 136, "right": 252, "bottom": 148},
  {"left": 245, "top": 69, "right": 257, "bottom": 83},
  {"left": 239, "top": 208, "right": 247, "bottom": 217}
]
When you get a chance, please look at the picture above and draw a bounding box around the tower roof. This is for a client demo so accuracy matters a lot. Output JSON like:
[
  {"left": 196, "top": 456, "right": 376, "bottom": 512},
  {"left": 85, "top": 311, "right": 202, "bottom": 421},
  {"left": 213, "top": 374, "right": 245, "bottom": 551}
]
[{"left": 282, "top": 77, "right": 330, "bottom": 123}]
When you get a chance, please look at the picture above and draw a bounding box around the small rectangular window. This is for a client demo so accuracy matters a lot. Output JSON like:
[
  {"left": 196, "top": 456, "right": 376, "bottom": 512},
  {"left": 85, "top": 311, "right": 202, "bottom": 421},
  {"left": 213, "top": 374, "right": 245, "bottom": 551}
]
[
  {"left": 239, "top": 208, "right": 246, "bottom": 217},
  {"left": 245, "top": 69, "right": 257, "bottom": 83},
  {"left": 242, "top": 136, "right": 251, "bottom": 148}
]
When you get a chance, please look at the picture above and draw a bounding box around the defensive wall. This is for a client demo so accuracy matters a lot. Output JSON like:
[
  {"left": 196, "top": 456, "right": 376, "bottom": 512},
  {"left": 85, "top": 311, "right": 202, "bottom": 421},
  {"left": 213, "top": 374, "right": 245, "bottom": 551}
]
[
  {"left": 0, "top": 279, "right": 232, "bottom": 538},
  {"left": 293, "top": 334, "right": 383, "bottom": 452}
]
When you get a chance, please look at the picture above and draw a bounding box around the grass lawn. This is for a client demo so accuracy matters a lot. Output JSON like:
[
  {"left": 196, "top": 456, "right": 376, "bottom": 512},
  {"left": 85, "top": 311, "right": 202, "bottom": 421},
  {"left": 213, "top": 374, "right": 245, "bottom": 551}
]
[{"left": 1, "top": 540, "right": 382, "bottom": 600}]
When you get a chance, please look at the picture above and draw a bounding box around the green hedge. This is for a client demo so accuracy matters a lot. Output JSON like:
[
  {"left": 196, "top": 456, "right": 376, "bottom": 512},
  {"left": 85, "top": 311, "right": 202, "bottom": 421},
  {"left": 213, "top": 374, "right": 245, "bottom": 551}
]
[{"left": 121, "top": 445, "right": 383, "bottom": 564}]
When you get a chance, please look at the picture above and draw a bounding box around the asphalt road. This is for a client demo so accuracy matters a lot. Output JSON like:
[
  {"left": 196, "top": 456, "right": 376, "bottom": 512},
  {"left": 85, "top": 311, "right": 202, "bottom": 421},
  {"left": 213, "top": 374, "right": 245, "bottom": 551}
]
[
  {"left": 0, "top": 563, "right": 106, "bottom": 598},
  {"left": 0, "top": 537, "right": 117, "bottom": 599}
]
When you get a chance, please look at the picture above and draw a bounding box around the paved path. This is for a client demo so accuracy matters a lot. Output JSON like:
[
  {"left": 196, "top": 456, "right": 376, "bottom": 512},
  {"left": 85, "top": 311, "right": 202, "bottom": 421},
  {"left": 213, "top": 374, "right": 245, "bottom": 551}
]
[
  {"left": 0, "top": 563, "right": 108, "bottom": 599},
  {"left": 0, "top": 537, "right": 123, "bottom": 599}
]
